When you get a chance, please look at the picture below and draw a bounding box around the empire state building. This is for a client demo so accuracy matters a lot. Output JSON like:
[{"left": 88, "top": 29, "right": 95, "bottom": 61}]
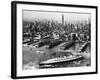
[{"left": 62, "top": 14, "right": 64, "bottom": 26}]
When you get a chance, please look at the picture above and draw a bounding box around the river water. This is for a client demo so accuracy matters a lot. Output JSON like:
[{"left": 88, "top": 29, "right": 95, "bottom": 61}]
[{"left": 23, "top": 41, "right": 91, "bottom": 70}]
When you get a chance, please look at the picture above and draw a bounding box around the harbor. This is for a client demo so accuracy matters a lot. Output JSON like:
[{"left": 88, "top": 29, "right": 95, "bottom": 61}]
[
  {"left": 22, "top": 39, "right": 91, "bottom": 69},
  {"left": 22, "top": 13, "right": 91, "bottom": 70}
]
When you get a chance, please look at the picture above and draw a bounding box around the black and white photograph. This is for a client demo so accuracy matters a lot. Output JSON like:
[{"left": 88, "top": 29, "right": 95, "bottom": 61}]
[
  {"left": 11, "top": 1, "right": 97, "bottom": 79},
  {"left": 22, "top": 10, "right": 91, "bottom": 70}
]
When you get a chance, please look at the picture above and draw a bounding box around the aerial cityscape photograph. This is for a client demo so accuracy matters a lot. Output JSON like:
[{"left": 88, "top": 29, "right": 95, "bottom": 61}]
[{"left": 22, "top": 10, "right": 91, "bottom": 70}]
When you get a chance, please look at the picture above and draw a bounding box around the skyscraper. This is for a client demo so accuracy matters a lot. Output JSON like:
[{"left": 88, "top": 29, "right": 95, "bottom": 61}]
[{"left": 62, "top": 14, "right": 64, "bottom": 26}]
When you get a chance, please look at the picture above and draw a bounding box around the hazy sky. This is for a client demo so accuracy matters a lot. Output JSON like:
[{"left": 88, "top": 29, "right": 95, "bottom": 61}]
[{"left": 23, "top": 10, "right": 90, "bottom": 23}]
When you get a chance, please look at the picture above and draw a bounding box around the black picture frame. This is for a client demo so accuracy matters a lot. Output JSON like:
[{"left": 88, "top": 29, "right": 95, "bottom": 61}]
[{"left": 11, "top": 1, "right": 98, "bottom": 79}]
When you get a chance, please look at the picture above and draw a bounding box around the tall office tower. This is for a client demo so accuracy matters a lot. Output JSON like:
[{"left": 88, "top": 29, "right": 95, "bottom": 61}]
[{"left": 62, "top": 14, "right": 64, "bottom": 26}]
